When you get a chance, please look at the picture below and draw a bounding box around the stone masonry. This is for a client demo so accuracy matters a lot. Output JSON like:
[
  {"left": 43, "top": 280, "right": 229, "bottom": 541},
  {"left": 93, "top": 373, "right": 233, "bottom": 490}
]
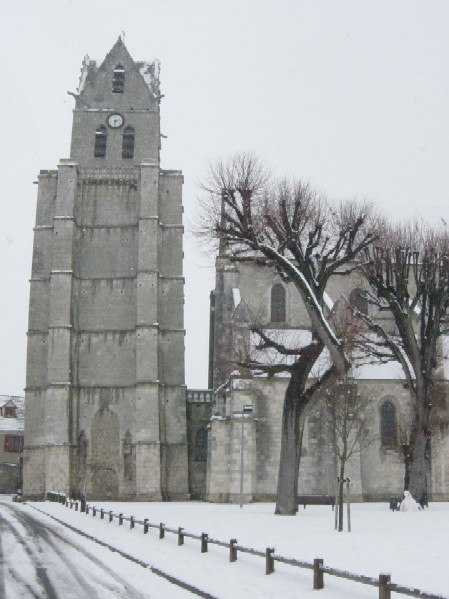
[
  {"left": 23, "top": 39, "right": 189, "bottom": 500},
  {"left": 205, "top": 254, "right": 449, "bottom": 502}
]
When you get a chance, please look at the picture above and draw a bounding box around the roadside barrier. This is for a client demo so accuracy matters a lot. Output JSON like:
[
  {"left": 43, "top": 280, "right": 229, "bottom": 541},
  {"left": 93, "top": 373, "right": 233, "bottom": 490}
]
[{"left": 46, "top": 492, "right": 447, "bottom": 599}]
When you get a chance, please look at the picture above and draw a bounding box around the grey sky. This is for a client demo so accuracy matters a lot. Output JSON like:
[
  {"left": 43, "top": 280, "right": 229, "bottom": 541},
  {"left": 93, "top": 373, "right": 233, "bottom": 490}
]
[{"left": 1, "top": 0, "right": 448, "bottom": 395}]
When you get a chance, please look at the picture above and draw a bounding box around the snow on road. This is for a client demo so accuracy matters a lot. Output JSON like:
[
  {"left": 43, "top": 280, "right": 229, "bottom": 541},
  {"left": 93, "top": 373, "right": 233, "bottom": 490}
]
[
  {"left": 0, "top": 498, "right": 201, "bottom": 599},
  {"left": 1, "top": 497, "right": 448, "bottom": 599}
]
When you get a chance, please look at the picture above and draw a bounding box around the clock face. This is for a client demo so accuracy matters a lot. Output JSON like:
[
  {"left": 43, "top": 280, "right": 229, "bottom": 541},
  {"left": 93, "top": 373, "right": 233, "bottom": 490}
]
[{"left": 107, "top": 113, "right": 124, "bottom": 128}]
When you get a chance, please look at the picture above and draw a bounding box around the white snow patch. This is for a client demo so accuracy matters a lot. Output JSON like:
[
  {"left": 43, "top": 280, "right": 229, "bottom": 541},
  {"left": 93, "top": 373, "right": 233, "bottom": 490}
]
[
  {"left": 232, "top": 287, "right": 241, "bottom": 309},
  {"left": 323, "top": 292, "right": 334, "bottom": 310},
  {"left": 21, "top": 499, "right": 449, "bottom": 599},
  {"left": 354, "top": 360, "right": 405, "bottom": 380},
  {"left": 400, "top": 491, "right": 422, "bottom": 512}
]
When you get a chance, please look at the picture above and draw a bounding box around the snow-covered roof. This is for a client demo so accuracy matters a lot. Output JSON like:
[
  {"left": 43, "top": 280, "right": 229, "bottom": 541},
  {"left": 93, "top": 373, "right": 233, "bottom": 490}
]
[
  {"left": 250, "top": 328, "right": 330, "bottom": 377},
  {"left": 0, "top": 395, "right": 24, "bottom": 433},
  {"left": 248, "top": 328, "right": 413, "bottom": 381},
  {"left": 353, "top": 360, "right": 405, "bottom": 381}
]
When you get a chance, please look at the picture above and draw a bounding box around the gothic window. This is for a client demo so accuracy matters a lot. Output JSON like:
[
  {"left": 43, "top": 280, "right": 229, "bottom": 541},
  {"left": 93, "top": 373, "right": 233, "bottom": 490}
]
[
  {"left": 122, "top": 126, "right": 135, "bottom": 159},
  {"left": 271, "top": 284, "right": 286, "bottom": 322},
  {"left": 112, "top": 65, "right": 125, "bottom": 93},
  {"left": 380, "top": 399, "right": 397, "bottom": 447},
  {"left": 94, "top": 125, "right": 107, "bottom": 158},
  {"left": 4, "top": 435, "right": 23, "bottom": 452},
  {"left": 350, "top": 288, "right": 368, "bottom": 315},
  {"left": 194, "top": 426, "right": 208, "bottom": 462}
]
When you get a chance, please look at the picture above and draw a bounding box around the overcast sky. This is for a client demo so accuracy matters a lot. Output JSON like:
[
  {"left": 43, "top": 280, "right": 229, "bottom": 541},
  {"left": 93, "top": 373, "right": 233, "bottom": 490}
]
[{"left": 1, "top": 0, "right": 449, "bottom": 395}]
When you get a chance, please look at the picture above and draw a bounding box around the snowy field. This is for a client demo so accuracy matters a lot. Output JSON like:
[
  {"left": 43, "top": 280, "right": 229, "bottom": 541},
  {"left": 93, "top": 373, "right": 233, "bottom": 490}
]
[{"left": 9, "top": 498, "right": 449, "bottom": 598}]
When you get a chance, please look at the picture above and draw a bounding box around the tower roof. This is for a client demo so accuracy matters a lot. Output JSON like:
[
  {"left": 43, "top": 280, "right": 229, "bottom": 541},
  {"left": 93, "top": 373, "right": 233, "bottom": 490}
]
[{"left": 77, "top": 37, "right": 160, "bottom": 98}]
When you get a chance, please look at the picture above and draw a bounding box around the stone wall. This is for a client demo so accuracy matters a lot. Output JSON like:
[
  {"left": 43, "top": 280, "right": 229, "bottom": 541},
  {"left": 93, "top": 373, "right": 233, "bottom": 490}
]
[
  {"left": 0, "top": 464, "right": 20, "bottom": 494},
  {"left": 204, "top": 376, "right": 449, "bottom": 503},
  {"left": 23, "top": 40, "right": 189, "bottom": 502}
]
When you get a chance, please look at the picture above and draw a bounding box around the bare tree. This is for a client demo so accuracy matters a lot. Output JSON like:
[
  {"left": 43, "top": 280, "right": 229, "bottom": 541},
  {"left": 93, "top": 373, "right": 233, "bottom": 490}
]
[
  {"left": 357, "top": 223, "right": 449, "bottom": 504},
  {"left": 319, "top": 377, "right": 375, "bottom": 531},
  {"left": 199, "top": 153, "right": 377, "bottom": 514}
]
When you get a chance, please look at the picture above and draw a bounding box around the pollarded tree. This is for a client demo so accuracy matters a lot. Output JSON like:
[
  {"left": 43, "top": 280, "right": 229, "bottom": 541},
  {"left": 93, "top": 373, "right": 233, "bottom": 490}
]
[
  {"left": 357, "top": 224, "right": 449, "bottom": 504},
  {"left": 198, "top": 153, "right": 377, "bottom": 514}
]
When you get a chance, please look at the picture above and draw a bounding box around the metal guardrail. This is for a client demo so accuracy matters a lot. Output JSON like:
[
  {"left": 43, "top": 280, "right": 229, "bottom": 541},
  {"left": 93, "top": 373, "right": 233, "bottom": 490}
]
[{"left": 46, "top": 493, "right": 448, "bottom": 599}]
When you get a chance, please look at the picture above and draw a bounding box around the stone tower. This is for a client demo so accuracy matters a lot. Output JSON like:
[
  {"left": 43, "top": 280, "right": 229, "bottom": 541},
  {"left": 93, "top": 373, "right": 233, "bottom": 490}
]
[{"left": 23, "top": 39, "right": 189, "bottom": 500}]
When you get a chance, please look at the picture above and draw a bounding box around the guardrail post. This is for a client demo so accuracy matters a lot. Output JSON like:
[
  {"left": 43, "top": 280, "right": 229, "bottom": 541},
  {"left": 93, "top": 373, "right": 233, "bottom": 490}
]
[
  {"left": 144, "top": 519, "right": 149, "bottom": 534},
  {"left": 119, "top": 513, "right": 123, "bottom": 525},
  {"left": 265, "top": 548, "right": 275, "bottom": 575},
  {"left": 159, "top": 523, "right": 165, "bottom": 539},
  {"left": 178, "top": 527, "right": 184, "bottom": 545},
  {"left": 86, "top": 505, "right": 89, "bottom": 515},
  {"left": 230, "top": 539, "right": 238, "bottom": 562},
  {"left": 313, "top": 558, "right": 324, "bottom": 589},
  {"left": 75, "top": 502, "right": 78, "bottom": 511},
  {"left": 130, "top": 516, "right": 134, "bottom": 530},
  {"left": 93, "top": 507, "right": 96, "bottom": 517},
  {"left": 109, "top": 511, "right": 113, "bottom": 523},
  {"left": 100, "top": 508, "right": 104, "bottom": 519},
  {"left": 80, "top": 498, "right": 86, "bottom": 512},
  {"left": 201, "top": 533, "right": 208, "bottom": 553},
  {"left": 379, "top": 574, "right": 391, "bottom": 599}
]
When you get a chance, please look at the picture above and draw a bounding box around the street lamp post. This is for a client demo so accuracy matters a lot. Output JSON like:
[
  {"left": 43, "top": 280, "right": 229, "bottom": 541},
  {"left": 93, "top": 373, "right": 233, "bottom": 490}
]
[{"left": 239, "top": 404, "right": 253, "bottom": 508}]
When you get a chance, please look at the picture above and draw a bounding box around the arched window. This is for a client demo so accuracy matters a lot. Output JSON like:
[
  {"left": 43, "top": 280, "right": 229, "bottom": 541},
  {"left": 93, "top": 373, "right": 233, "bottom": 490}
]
[
  {"left": 94, "top": 125, "right": 107, "bottom": 157},
  {"left": 380, "top": 399, "right": 397, "bottom": 447},
  {"left": 122, "top": 126, "right": 135, "bottom": 159},
  {"left": 194, "top": 427, "right": 208, "bottom": 462},
  {"left": 350, "top": 288, "right": 368, "bottom": 315},
  {"left": 112, "top": 65, "right": 125, "bottom": 93},
  {"left": 271, "top": 284, "right": 286, "bottom": 322}
]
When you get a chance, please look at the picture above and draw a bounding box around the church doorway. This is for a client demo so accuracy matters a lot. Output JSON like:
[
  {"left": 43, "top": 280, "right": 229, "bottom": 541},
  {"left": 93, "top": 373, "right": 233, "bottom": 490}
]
[{"left": 90, "top": 407, "right": 120, "bottom": 498}]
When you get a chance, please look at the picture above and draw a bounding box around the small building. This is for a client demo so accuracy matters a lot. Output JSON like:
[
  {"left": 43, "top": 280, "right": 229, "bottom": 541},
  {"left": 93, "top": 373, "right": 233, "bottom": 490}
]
[{"left": 0, "top": 396, "right": 24, "bottom": 493}]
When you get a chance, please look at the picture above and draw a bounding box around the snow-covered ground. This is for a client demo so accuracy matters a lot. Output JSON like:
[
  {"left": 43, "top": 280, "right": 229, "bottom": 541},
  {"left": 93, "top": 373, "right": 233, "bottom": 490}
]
[{"left": 7, "top": 498, "right": 449, "bottom": 598}]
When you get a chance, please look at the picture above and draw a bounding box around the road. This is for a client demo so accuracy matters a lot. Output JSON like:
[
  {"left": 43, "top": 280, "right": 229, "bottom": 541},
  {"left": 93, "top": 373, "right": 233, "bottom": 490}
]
[{"left": 0, "top": 499, "right": 203, "bottom": 599}]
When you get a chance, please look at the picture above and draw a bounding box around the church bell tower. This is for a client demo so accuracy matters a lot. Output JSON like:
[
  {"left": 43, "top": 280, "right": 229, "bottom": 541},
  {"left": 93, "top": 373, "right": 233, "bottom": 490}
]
[{"left": 23, "top": 39, "right": 189, "bottom": 500}]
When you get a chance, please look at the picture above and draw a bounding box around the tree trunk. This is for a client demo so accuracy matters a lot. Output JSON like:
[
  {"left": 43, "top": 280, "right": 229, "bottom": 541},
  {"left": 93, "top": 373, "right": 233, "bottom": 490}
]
[
  {"left": 407, "top": 421, "right": 431, "bottom": 506},
  {"left": 338, "top": 463, "right": 345, "bottom": 532},
  {"left": 403, "top": 448, "right": 411, "bottom": 492},
  {"left": 275, "top": 370, "right": 305, "bottom": 515}
]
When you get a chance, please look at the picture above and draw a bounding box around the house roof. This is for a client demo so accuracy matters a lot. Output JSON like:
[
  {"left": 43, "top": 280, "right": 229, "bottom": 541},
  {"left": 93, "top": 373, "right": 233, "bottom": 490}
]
[{"left": 0, "top": 395, "right": 24, "bottom": 433}]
